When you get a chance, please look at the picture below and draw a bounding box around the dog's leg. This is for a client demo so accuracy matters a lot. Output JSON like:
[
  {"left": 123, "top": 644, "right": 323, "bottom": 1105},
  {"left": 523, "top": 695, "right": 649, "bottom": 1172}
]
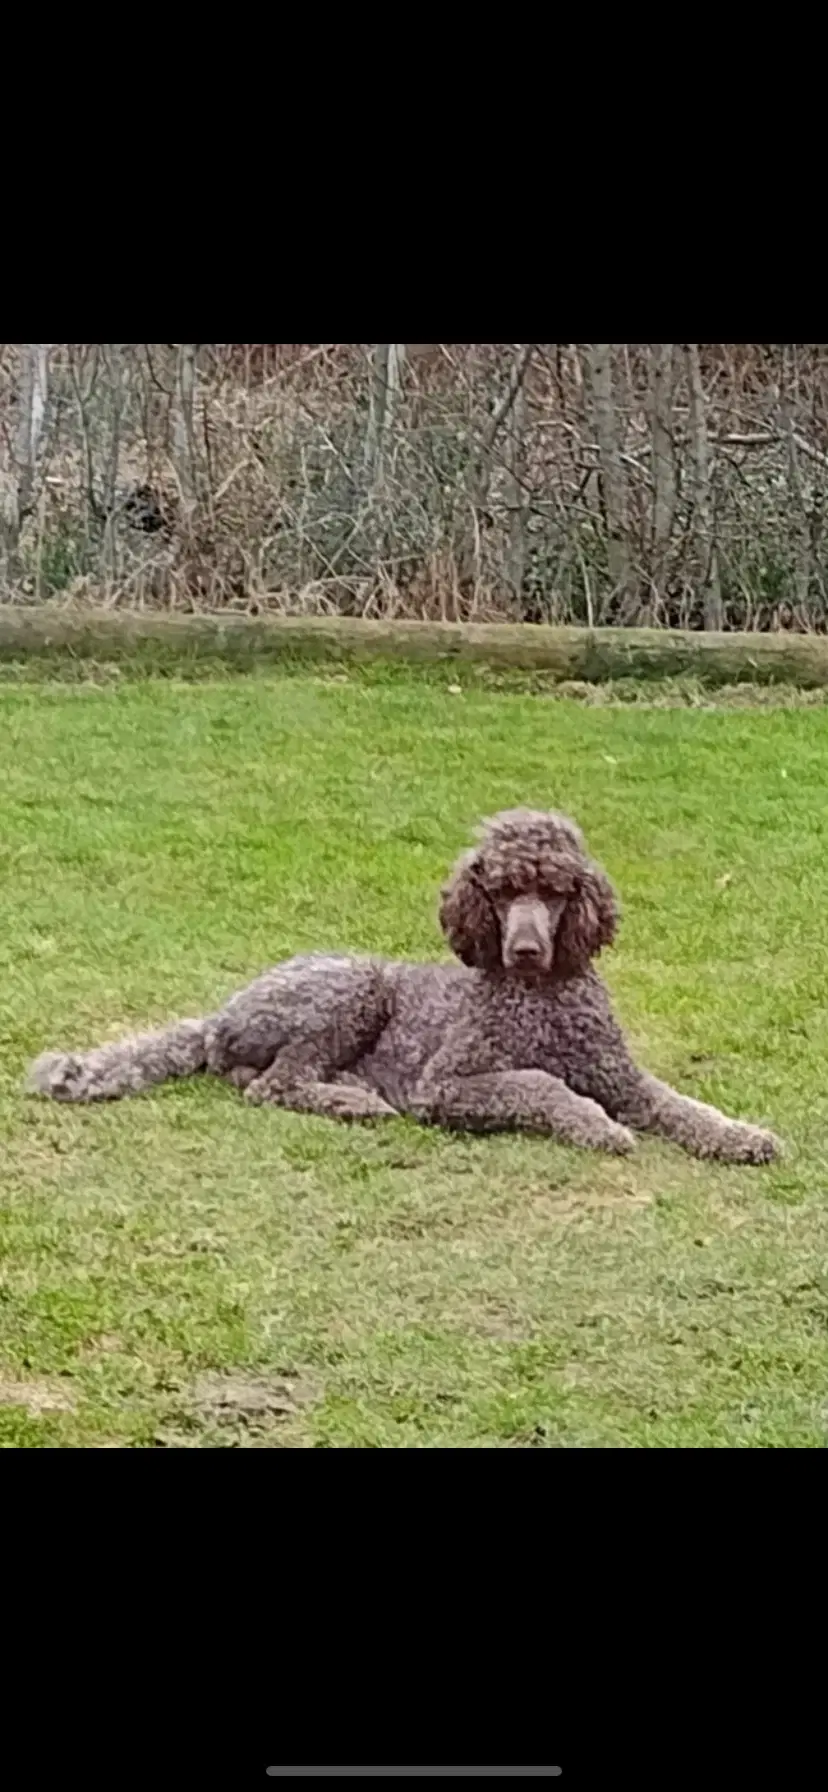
[
  {"left": 610, "top": 1070, "right": 780, "bottom": 1163},
  {"left": 409, "top": 1068, "right": 634, "bottom": 1154},
  {"left": 243, "top": 1037, "right": 398, "bottom": 1122},
  {"left": 206, "top": 957, "right": 390, "bottom": 1097},
  {"left": 247, "top": 1075, "right": 399, "bottom": 1120},
  {"left": 579, "top": 1050, "right": 781, "bottom": 1164}
]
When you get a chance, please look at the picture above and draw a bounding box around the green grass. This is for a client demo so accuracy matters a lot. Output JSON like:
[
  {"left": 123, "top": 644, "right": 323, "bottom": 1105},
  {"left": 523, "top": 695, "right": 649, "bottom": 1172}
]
[{"left": 2, "top": 672, "right": 828, "bottom": 1447}]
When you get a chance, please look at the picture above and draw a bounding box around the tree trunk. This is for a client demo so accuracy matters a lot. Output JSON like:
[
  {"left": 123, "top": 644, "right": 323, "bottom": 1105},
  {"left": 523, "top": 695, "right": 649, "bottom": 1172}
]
[
  {"left": 101, "top": 345, "right": 128, "bottom": 589},
  {"left": 649, "top": 344, "right": 675, "bottom": 617},
  {"left": 172, "top": 344, "right": 202, "bottom": 511},
  {"left": 0, "top": 344, "right": 50, "bottom": 581},
  {"left": 503, "top": 347, "right": 529, "bottom": 608},
  {"left": 686, "top": 344, "right": 722, "bottom": 629},
  {"left": 364, "top": 344, "right": 406, "bottom": 488},
  {"left": 102, "top": 344, "right": 127, "bottom": 516},
  {"left": 781, "top": 343, "right": 812, "bottom": 621},
  {"left": 460, "top": 343, "right": 534, "bottom": 598},
  {"left": 584, "top": 344, "right": 632, "bottom": 619}
]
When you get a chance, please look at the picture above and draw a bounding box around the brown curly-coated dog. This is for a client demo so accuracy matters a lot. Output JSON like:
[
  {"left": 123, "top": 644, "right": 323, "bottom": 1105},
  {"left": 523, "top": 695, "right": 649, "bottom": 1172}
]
[{"left": 27, "top": 808, "right": 780, "bottom": 1162}]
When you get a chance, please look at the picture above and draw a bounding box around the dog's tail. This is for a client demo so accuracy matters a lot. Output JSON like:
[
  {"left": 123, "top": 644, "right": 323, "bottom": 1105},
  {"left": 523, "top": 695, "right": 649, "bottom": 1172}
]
[{"left": 26, "top": 1016, "right": 215, "bottom": 1103}]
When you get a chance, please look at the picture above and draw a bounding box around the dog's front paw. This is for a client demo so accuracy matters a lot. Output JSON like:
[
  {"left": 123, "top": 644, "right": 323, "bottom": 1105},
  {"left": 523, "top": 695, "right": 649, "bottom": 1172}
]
[
  {"left": 570, "top": 1098, "right": 636, "bottom": 1156},
  {"left": 244, "top": 1076, "right": 273, "bottom": 1107},
  {"left": 604, "top": 1121, "right": 636, "bottom": 1156},
  {"left": 225, "top": 1065, "right": 258, "bottom": 1091},
  {"left": 720, "top": 1123, "right": 782, "bottom": 1165},
  {"left": 323, "top": 1086, "right": 398, "bottom": 1119}
]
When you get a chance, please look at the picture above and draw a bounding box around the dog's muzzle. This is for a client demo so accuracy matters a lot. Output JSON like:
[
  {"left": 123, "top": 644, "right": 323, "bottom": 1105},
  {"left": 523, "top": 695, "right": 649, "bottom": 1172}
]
[{"left": 502, "top": 897, "right": 562, "bottom": 973}]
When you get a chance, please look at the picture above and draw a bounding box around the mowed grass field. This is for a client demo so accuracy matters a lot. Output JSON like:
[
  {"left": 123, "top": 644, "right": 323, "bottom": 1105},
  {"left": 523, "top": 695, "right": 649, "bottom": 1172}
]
[{"left": 1, "top": 671, "right": 828, "bottom": 1447}]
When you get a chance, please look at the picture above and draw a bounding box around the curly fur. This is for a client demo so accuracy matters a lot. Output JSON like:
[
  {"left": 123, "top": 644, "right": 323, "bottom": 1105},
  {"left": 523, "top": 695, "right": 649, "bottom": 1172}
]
[{"left": 26, "top": 807, "right": 781, "bottom": 1164}]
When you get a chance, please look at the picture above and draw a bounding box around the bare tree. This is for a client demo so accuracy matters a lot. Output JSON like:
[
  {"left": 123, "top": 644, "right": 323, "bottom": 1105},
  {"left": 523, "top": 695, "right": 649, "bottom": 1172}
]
[
  {"left": 461, "top": 343, "right": 534, "bottom": 597},
  {"left": 364, "top": 344, "right": 406, "bottom": 488},
  {"left": 781, "top": 344, "right": 812, "bottom": 618},
  {"left": 17, "top": 345, "right": 50, "bottom": 519},
  {"left": 584, "top": 344, "right": 632, "bottom": 616},
  {"left": 101, "top": 345, "right": 127, "bottom": 516},
  {"left": 172, "top": 344, "right": 203, "bottom": 510},
  {"left": 686, "top": 345, "right": 722, "bottom": 630},
  {"left": 503, "top": 346, "right": 529, "bottom": 605},
  {"left": 0, "top": 345, "right": 51, "bottom": 576},
  {"left": 649, "top": 344, "right": 675, "bottom": 617},
  {"left": 68, "top": 344, "right": 102, "bottom": 534}
]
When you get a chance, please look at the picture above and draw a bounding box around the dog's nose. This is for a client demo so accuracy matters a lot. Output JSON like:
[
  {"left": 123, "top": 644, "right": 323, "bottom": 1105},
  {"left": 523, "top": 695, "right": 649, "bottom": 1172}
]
[{"left": 513, "top": 942, "right": 542, "bottom": 962}]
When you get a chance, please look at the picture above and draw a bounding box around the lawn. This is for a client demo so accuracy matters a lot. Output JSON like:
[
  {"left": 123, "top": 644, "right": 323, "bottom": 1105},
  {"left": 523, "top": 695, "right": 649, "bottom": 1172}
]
[{"left": 1, "top": 670, "right": 827, "bottom": 1447}]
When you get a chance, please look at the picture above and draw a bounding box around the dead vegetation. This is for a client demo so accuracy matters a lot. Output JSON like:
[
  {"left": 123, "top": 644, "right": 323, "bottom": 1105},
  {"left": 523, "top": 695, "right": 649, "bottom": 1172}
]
[{"left": 3, "top": 344, "right": 828, "bottom": 629}]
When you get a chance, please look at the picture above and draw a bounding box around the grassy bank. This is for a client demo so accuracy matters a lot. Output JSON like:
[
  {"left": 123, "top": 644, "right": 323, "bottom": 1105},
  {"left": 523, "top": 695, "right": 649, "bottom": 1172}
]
[{"left": 2, "top": 607, "right": 828, "bottom": 689}]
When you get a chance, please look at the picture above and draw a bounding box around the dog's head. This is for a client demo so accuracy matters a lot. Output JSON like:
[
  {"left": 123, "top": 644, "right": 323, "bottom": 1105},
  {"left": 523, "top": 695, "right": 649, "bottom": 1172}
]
[{"left": 439, "top": 808, "right": 618, "bottom": 978}]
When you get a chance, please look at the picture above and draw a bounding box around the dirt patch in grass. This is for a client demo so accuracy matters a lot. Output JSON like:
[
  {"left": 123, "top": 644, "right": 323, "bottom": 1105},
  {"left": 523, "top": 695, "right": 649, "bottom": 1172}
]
[
  {"left": 78, "top": 1333, "right": 124, "bottom": 1359},
  {"left": 153, "top": 1370, "right": 320, "bottom": 1448},
  {"left": 0, "top": 1376, "right": 76, "bottom": 1414},
  {"left": 193, "top": 1369, "right": 318, "bottom": 1422}
]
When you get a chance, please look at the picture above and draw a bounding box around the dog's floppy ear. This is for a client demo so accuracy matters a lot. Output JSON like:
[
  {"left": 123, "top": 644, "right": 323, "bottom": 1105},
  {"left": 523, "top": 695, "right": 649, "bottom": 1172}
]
[
  {"left": 439, "top": 849, "right": 501, "bottom": 970},
  {"left": 555, "top": 863, "right": 618, "bottom": 974}
]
